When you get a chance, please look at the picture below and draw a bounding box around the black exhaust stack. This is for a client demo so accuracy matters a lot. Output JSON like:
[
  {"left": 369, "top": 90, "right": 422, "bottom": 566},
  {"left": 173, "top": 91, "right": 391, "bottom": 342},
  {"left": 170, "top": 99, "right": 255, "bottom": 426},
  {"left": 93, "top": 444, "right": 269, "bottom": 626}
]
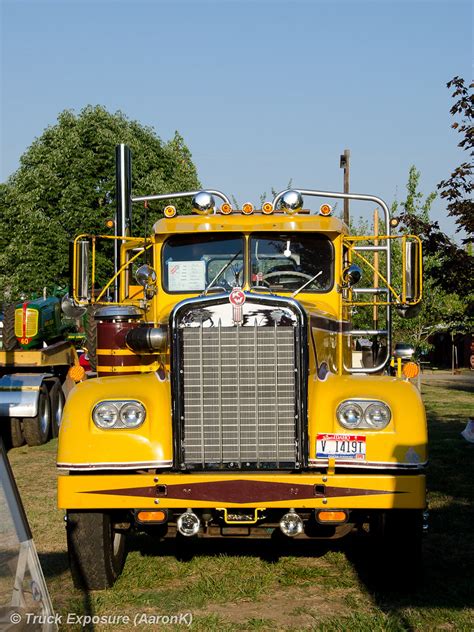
[{"left": 114, "top": 144, "right": 133, "bottom": 301}]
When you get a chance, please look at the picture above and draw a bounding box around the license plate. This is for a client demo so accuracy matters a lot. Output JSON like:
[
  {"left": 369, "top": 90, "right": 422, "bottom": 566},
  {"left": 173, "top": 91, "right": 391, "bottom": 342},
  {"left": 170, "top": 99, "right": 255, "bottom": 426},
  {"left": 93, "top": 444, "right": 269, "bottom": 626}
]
[{"left": 316, "top": 434, "right": 366, "bottom": 461}]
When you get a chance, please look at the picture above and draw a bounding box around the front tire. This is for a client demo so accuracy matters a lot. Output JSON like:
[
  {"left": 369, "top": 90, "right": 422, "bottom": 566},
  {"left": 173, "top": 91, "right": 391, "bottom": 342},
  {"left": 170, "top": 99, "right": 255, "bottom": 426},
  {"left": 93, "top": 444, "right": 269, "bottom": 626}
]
[
  {"left": 67, "top": 511, "right": 126, "bottom": 590},
  {"left": 23, "top": 384, "right": 51, "bottom": 446},
  {"left": 371, "top": 509, "right": 423, "bottom": 589}
]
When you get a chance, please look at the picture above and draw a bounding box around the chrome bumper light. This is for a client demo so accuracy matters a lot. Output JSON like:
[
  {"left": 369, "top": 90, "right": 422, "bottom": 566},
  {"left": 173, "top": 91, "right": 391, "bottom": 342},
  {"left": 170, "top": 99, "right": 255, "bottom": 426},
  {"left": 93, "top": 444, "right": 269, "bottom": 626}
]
[
  {"left": 279, "top": 511, "right": 303, "bottom": 537},
  {"left": 177, "top": 511, "right": 200, "bottom": 537}
]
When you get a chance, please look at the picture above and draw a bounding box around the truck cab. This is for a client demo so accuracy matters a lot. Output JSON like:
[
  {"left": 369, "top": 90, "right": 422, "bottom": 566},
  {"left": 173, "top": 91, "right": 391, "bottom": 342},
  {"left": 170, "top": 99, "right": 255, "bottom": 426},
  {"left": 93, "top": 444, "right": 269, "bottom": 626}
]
[{"left": 58, "top": 145, "right": 426, "bottom": 590}]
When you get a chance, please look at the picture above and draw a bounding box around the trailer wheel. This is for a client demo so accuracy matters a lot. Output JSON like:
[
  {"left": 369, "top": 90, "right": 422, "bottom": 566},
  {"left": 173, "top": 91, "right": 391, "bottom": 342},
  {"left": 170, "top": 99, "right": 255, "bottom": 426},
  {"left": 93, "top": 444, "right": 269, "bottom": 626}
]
[
  {"left": 0, "top": 417, "right": 25, "bottom": 449},
  {"left": 372, "top": 509, "right": 423, "bottom": 589},
  {"left": 48, "top": 380, "right": 65, "bottom": 437},
  {"left": 67, "top": 511, "right": 126, "bottom": 590},
  {"left": 10, "top": 417, "right": 25, "bottom": 448},
  {"left": 23, "top": 384, "right": 51, "bottom": 446}
]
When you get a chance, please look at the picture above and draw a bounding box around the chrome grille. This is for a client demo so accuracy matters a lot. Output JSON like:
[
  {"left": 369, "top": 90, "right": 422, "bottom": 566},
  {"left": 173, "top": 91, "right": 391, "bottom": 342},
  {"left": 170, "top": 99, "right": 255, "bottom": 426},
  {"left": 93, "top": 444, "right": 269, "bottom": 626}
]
[{"left": 181, "top": 322, "right": 297, "bottom": 467}]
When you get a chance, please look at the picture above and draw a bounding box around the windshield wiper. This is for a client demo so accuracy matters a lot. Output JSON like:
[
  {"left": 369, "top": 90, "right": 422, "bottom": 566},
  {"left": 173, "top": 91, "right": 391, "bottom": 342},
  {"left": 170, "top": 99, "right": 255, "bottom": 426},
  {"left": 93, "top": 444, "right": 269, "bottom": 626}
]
[
  {"left": 291, "top": 271, "right": 322, "bottom": 298},
  {"left": 201, "top": 251, "right": 242, "bottom": 296}
]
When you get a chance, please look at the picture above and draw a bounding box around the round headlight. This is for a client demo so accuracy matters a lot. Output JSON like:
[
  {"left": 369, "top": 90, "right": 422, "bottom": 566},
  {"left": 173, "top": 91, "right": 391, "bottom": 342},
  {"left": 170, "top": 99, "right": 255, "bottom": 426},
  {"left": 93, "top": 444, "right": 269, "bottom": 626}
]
[
  {"left": 119, "top": 402, "right": 146, "bottom": 428},
  {"left": 337, "top": 402, "right": 363, "bottom": 429},
  {"left": 365, "top": 403, "right": 391, "bottom": 429},
  {"left": 93, "top": 403, "right": 119, "bottom": 428}
]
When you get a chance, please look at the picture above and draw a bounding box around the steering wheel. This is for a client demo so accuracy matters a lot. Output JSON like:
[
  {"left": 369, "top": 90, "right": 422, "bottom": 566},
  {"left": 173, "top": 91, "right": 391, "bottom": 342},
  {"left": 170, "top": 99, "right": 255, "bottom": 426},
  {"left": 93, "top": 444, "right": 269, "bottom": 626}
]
[{"left": 261, "top": 271, "right": 313, "bottom": 284}]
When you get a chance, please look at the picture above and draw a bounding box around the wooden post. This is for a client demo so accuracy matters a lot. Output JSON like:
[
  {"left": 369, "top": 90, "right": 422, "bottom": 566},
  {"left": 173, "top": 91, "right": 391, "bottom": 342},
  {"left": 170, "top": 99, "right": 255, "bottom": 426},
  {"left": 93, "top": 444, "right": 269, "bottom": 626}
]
[
  {"left": 340, "top": 149, "right": 350, "bottom": 225},
  {"left": 452, "top": 332, "right": 455, "bottom": 375}
]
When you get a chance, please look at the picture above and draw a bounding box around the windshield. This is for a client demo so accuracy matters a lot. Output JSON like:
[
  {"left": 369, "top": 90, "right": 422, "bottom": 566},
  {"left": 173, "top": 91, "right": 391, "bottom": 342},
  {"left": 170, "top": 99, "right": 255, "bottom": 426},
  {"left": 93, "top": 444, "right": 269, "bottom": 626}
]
[
  {"left": 162, "top": 232, "right": 334, "bottom": 294},
  {"left": 163, "top": 234, "right": 244, "bottom": 292},
  {"left": 250, "top": 233, "right": 333, "bottom": 292}
]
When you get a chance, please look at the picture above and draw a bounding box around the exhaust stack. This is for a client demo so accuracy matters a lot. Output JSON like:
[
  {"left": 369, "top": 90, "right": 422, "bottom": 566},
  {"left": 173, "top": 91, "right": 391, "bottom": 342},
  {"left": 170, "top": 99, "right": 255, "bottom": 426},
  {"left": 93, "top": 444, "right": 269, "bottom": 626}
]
[{"left": 114, "top": 144, "right": 133, "bottom": 301}]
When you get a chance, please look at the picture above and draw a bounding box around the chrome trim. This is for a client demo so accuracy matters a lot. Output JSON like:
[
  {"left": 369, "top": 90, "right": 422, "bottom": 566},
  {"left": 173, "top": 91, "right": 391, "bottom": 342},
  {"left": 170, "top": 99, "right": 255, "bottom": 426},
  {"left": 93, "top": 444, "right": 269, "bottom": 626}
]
[
  {"left": 308, "top": 459, "right": 427, "bottom": 470},
  {"left": 57, "top": 460, "right": 173, "bottom": 471},
  {"left": 132, "top": 189, "right": 231, "bottom": 210},
  {"left": 170, "top": 292, "right": 309, "bottom": 470}
]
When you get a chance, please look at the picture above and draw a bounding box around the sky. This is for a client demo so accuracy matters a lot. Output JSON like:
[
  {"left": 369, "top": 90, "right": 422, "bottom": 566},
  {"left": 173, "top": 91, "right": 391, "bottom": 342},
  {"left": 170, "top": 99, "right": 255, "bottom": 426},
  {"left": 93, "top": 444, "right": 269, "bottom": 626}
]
[{"left": 0, "top": 0, "right": 472, "bottom": 239}]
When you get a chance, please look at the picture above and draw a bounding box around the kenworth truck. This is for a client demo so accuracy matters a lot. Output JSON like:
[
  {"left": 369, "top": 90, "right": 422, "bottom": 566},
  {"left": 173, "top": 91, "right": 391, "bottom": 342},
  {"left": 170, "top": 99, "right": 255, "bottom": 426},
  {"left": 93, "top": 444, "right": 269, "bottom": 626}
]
[{"left": 58, "top": 145, "right": 426, "bottom": 589}]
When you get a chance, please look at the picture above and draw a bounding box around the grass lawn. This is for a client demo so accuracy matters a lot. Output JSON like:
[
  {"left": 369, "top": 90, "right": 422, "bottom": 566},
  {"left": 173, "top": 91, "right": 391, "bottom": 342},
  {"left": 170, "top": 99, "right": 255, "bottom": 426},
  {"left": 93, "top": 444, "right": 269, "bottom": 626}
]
[{"left": 5, "top": 373, "right": 474, "bottom": 631}]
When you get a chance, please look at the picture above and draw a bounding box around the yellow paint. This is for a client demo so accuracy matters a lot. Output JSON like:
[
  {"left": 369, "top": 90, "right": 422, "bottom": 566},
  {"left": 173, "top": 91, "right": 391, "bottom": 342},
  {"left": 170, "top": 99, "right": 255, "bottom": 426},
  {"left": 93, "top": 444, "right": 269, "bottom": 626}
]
[
  {"left": 0, "top": 341, "right": 78, "bottom": 368},
  {"left": 307, "top": 372, "right": 427, "bottom": 466},
  {"left": 57, "top": 372, "right": 173, "bottom": 468}
]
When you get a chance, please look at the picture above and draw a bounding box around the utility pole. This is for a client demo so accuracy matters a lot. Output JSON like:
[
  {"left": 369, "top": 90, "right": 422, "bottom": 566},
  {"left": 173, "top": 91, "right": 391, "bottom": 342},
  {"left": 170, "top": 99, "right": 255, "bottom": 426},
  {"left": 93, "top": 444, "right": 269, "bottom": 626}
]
[{"left": 340, "top": 149, "right": 350, "bottom": 225}]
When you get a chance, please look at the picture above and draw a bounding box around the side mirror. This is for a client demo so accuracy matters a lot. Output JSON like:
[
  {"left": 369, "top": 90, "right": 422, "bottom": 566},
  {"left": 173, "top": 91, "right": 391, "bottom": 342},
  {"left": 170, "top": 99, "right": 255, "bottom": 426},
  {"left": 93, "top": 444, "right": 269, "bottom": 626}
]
[
  {"left": 393, "top": 343, "right": 415, "bottom": 360},
  {"left": 342, "top": 264, "right": 362, "bottom": 288},
  {"left": 70, "top": 240, "right": 90, "bottom": 302},
  {"left": 135, "top": 264, "right": 157, "bottom": 299},
  {"left": 404, "top": 241, "right": 420, "bottom": 302}
]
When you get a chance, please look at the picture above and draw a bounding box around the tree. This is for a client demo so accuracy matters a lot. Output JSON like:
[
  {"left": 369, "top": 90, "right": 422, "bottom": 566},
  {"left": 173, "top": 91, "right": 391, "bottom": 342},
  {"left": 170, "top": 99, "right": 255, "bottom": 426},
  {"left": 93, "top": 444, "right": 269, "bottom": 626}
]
[
  {"left": 0, "top": 106, "right": 200, "bottom": 301},
  {"left": 392, "top": 166, "right": 473, "bottom": 354},
  {"left": 438, "top": 77, "right": 473, "bottom": 242}
]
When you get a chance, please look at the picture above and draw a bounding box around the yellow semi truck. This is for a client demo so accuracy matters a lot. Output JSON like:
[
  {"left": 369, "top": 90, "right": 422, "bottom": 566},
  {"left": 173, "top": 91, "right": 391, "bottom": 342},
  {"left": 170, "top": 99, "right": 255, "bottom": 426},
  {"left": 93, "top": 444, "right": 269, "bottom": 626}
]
[{"left": 58, "top": 145, "right": 426, "bottom": 589}]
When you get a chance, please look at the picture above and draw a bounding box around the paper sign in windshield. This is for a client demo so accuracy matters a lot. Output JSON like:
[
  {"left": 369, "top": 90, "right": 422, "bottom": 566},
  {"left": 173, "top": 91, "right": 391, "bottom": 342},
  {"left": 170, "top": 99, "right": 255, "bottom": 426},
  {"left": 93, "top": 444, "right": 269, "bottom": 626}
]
[{"left": 168, "top": 260, "right": 206, "bottom": 291}]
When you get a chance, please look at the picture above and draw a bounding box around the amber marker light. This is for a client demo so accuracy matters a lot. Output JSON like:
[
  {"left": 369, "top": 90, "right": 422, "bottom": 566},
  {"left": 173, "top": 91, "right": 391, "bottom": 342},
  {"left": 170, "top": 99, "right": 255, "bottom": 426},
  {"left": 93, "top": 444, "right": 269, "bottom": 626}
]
[
  {"left": 319, "top": 203, "right": 332, "bottom": 216},
  {"left": 220, "top": 203, "right": 232, "bottom": 215},
  {"left": 403, "top": 361, "right": 420, "bottom": 379},
  {"left": 262, "top": 202, "right": 274, "bottom": 215},
  {"left": 136, "top": 510, "right": 167, "bottom": 523},
  {"left": 68, "top": 364, "right": 86, "bottom": 383},
  {"left": 242, "top": 202, "right": 254, "bottom": 215},
  {"left": 105, "top": 218, "right": 115, "bottom": 229},
  {"left": 317, "top": 510, "right": 348, "bottom": 523},
  {"left": 164, "top": 205, "right": 177, "bottom": 218}
]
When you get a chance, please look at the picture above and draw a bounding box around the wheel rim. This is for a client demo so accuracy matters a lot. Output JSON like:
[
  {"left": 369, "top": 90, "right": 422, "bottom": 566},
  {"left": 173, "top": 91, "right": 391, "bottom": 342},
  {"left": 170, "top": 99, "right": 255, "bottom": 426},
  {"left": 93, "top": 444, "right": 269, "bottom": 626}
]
[
  {"left": 112, "top": 530, "right": 122, "bottom": 558},
  {"left": 55, "top": 390, "right": 64, "bottom": 429},
  {"left": 39, "top": 392, "right": 50, "bottom": 436}
]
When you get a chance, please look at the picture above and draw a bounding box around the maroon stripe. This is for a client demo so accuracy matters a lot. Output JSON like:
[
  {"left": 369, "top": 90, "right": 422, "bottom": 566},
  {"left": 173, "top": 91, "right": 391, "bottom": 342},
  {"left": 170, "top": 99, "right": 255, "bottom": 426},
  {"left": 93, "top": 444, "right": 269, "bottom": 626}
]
[
  {"left": 82, "top": 479, "right": 399, "bottom": 503},
  {"left": 97, "top": 355, "right": 156, "bottom": 367},
  {"left": 310, "top": 315, "right": 351, "bottom": 333}
]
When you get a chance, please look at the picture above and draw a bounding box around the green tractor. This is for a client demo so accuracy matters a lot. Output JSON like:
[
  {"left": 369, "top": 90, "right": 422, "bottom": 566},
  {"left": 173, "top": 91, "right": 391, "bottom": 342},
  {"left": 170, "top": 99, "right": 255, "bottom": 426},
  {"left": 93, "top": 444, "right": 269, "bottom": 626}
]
[{"left": 13, "top": 296, "right": 65, "bottom": 349}]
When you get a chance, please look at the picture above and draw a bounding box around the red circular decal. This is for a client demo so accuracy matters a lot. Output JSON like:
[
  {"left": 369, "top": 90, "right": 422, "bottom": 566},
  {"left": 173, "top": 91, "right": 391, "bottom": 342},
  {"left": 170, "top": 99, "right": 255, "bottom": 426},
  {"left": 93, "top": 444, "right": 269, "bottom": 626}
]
[{"left": 229, "top": 289, "right": 246, "bottom": 306}]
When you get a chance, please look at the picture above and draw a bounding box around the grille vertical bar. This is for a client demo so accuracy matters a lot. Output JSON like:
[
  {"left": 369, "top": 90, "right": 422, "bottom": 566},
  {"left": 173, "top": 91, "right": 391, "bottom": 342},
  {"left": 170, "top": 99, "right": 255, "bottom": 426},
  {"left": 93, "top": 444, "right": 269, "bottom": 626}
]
[{"left": 181, "top": 323, "right": 297, "bottom": 468}]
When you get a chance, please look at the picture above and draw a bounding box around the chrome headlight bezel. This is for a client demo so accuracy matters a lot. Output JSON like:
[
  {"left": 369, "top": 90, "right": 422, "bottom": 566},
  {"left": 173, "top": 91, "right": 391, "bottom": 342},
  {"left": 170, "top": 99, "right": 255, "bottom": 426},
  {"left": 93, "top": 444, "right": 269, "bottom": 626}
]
[
  {"left": 336, "top": 402, "right": 364, "bottom": 429},
  {"left": 337, "top": 400, "right": 391, "bottom": 430},
  {"left": 364, "top": 402, "right": 392, "bottom": 428},
  {"left": 92, "top": 400, "right": 146, "bottom": 430}
]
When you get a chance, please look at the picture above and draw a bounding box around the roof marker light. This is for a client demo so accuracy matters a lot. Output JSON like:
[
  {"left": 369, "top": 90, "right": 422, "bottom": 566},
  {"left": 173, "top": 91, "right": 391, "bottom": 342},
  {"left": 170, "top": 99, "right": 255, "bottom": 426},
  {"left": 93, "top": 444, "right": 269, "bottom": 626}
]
[
  {"left": 242, "top": 202, "right": 254, "bottom": 215},
  {"left": 220, "top": 203, "right": 232, "bottom": 215},
  {"left": 319, "top": 203, "right": 332, "bottom": 216},
  {"left": 262, "top": 202, "right": 274, "bottom": 215},
  {"left": 164, "top": 205, "right": 177, "bottom": 218}
]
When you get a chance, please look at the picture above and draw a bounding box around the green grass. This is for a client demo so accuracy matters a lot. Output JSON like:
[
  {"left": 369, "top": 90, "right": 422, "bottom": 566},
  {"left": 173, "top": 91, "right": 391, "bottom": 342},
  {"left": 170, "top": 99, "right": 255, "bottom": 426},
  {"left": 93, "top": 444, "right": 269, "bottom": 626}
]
[{"left": 5, "top": 373, "right": 474, "bottom": 631}]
